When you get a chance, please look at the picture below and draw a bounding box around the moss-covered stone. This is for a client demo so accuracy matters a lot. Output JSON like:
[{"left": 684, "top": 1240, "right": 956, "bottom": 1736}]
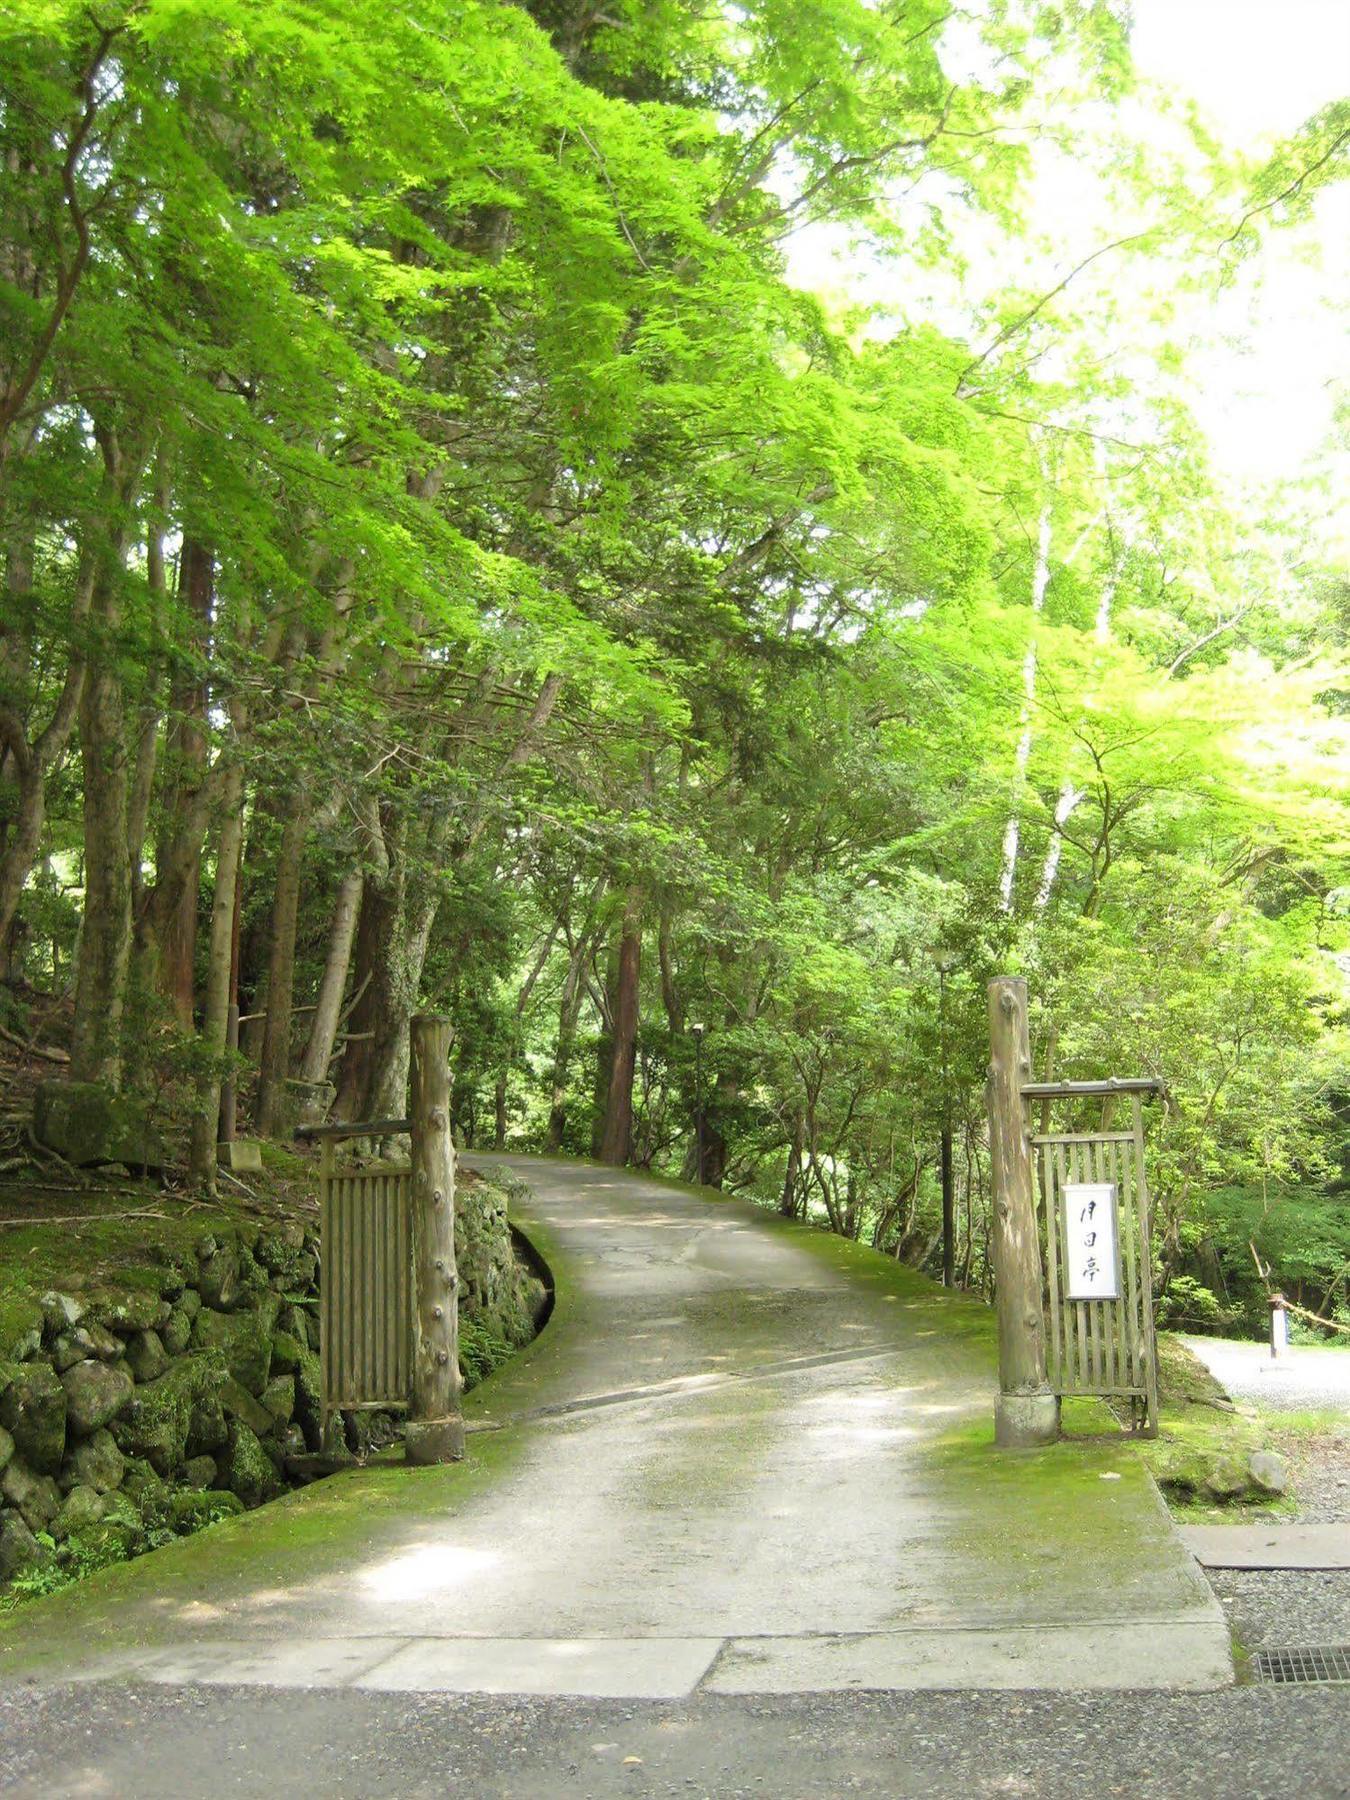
[
  {"left": 0, "top": 1300, "right": 43, "bottom": 1362},
  {"left": 124, "top": 1329, "right": 169, "bottom": 1384},
  {"left": 182, "top": 1455, "right": 217, "bottom": 1490},
  {"left": 170, "top": 1488, "right": 244, "bottom": 1532},
  {"left": 219, "top": 1376, "right": 274, "bottom": 1440},
  {"left": 293, "top": 1347, "right": 323, "bottom": 1451},
  {"left": 1, "top": 1459, "right": 61, "bottom": 1531},
  {"left": 255, "top": 1220, "right": 308, "bottom": 1286},
  {"left": 110, "top": 1354, "right": 225, "bottom": 1477},
  {"left": 0, "top": 1510, "right": 45, "bottom": 1580},
  {"left": 39, "top": 1292, "right": 84, "bottom": 1334},
  {"left": 191, "top": 1299, "right": 278, "bottom": 1396},
  {"left": 269, "top": 1329, "right": 304, "bottom": 1376},
  {"left": 0, "top": 1424, "right": 12, "bottom": 1472},
  {"left": 196, "top": 1241, "right": 242, "bottom": 1311},
  {"left": 52, "top": 1484, "right": 106, "bottom": 1539},
  {"left": 60, "top": 1428, "right": 124, "bottom": 1494},
  {"left": 160, "top": 1307, "right": 193, "bottom": 1357},
  {"left": 0, "top": 1360, "right": 67, "bottom": 1471},
  {"left": 61, "top": 1359, "right": 133, "bottom": 1436},
  {"left": 88, "top": 1289, "right": 165, "bottom": 1334},
  {"left": 32, "top": 1079, "right": 164, "bottom": 1171},
  {"left": 49, "top": 1321, "right": 123, "bottom": 1371},
  {"left": 261, "top": 1375, "right": 295, "bottom": 1428},
  {"left": 217, "top": 1421, "right": 279, "bottom": 1508}
]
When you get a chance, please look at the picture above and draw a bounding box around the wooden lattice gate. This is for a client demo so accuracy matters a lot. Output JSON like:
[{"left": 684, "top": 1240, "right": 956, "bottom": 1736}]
[
  {"left": 1025, "top": 1079, "right": 1162, "bottom": 1436},
  {"left": 317, "top": 1140, "right": 413, "bottom": 1426}
]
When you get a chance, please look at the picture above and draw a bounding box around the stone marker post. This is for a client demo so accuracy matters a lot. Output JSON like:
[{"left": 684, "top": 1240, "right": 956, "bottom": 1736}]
[
  {"left": 405, "top": 1013, "right": 466, "bottom": 1465},
  {"left": 986, "top": 976, "right": 1059, "bottom": 1448}
]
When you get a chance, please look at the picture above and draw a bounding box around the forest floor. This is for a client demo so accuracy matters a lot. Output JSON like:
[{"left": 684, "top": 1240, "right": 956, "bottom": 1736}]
[{"left": 0, "top": 1157, "right": 1345, "bottom": 1795}]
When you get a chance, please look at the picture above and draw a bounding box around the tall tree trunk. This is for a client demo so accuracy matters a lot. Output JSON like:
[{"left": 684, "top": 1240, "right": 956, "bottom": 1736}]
[
  {"left": 71, "top": 439, "right": 138, "bottom": 1084},
  {"left": 189, "top": 763, "right": 245, "bottom": 1190},
  {"left": 998, "top": 497, "right": 1052, "bottom": 913},
  {"left": 297, "top": 866, "right": 362, "bottom": 1087},
  {"left": 780, "top": 1116, "right": 803, "bottom": 1216},
  {"left": 544, "top": 935, "right": 590, "bottom": 1153},
  {"left": 0, "top": 539, "right": 98, "bottom": 963},
  {"left": 148, "top": 537, "right": 212, "bottom": 1025},
  {"left": 598, "top": 888, "right": 641, "bottom": 1166},
  {"left": 255, "top": 798, "right": 309, "bottom": 1135}
]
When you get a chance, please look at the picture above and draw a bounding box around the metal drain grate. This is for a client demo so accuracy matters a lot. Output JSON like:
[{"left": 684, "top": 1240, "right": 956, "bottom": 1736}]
[{"left": 1253, "top": 1646, "right": 1350, "bottom": 1684}]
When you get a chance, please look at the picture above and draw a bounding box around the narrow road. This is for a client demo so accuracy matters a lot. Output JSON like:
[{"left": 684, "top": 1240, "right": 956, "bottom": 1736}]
[
  {"left": 1183, "top": 1334, "right": 1350, "bottom": 1415},
  {"left": 1, "top": 1158, "right": 1226, "bottom": 1705}
]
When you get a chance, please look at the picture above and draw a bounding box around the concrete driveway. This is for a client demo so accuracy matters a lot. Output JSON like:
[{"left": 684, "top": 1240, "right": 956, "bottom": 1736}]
[{"left": 0, "top": 1157, "right": 1229, "bottom": 1698}]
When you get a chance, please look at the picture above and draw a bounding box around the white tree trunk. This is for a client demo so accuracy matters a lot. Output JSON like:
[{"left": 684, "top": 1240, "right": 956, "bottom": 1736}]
[{"left": 998, "top": 501, "right": 1053, "bottom": 913}]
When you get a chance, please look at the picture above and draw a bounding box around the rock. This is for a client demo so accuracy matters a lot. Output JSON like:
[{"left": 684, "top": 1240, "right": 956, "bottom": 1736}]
[
  {"left": 32, "top": 1079, "right": 164, "bottom": 1171},
  {"left": 220, "top": 1139, "right": 262, "bottom": 1173},
  {"left": 88, "top": 1289, "right": 164, "bottom": 1335},
  {"left": 40, "top": 1292, "right": 84, "bottom": 1334},
  {"left": 124, "top": 1330, "right": 169, "bottom": 1384},
  {"left": 60, "top": 1428, "right": 125, "bottom": 1494},
  {"left": 261, "top": 1374, "right": 295, "bottom": 1428},
  {"left": 269, "top": 1330, "right": 304, "bottom": 1376},
  {"left": 196, "top": 1242, "right": 242, "bottom": 1311},
  {"left": 1204, "top": 1456, "right": 1250, "bottom": 1501},
  {"left": 170, "top": 1488, "right": 243, "bottom": 1532},
  {"left": 279, "top": 1304, "right": 318, "bottom": 1349},
  {"left": 61, "top": 1359, "right": 134, "bottom": 1437},
  {"left": 280, "top": 1424, "right": 306, "bottom": 1461},
  {"left": 111, "top": 1354, "right": 224, "bottom": 1477},
  {"left": 2, "top": 1307, "right": 44, "bottom": 1361},
  {"left": 0, "top": 1360, "right": 67, "bottom": 1471},
  {"left": 119, "top": 1463, "right": 172, "bottom": 1532},
  {"left": 0, "top": 1511, "right": 45, "bottom": 1581},
  {"left": 50, "top": 1322, "right": 123, "bottom": 1369},
  {"left": 1248, "top": 1449, "right": 1288, "bottom": 1496},
  {"left": 178, "top": 1288, "right": 202, "bottom": 1322},
  {"left": 52, "top": 1484, "right": 106, "bottom": 1539},
  {"left": 1, "top": 1459, "right": 62, "bottom": 1531},
  {"left": 182, "top": 1455, "right": 217, "bottom": 1490},
  {"left": 0, "top": 1425, "right": 12, "bottom": 1473},
  {"left": 219, "top": 1376, "right": 275, "bottom": 1440},
  {"left": 293, "top": 1347, "right": 324, "bottom": 1451},
  {"left": 161, "top": 1307, "right": 193, "bottom": 1357},
  {"left": 217, "top": 1421, "right": 279, "bottom": 1508},
  {"left": 191, "top": 1299, "right": 278, "bottom": 1396},
  {"left": 185, "top": 1388, "right": 229, "bottom": 1458},
  {"left": 255, "top": 1221, "right": 308, "bottom": 1287}
]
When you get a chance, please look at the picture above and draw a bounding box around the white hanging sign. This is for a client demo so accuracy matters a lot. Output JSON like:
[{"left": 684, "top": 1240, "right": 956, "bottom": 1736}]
[{"left": 1064, "top": 1181, "right": 1119, "bottom": 1300}]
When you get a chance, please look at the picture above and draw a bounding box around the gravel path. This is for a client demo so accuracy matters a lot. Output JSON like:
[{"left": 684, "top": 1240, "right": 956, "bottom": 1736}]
[
  {"left": 1180, "top": 1335, "right": 1350, "bottom": 1656},
  {"left": 1182, "top": 1336, "right": 1350, "bottom": 1416},
  {"left": 1, "top": 1682, "right": 1348, "bottom": 1800}
]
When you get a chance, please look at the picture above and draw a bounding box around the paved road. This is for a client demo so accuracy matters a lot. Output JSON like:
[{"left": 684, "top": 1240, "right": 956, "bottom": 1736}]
[
  {"left": 0, "top": 1157, "right": 1227, "bottom": 1701},
  {"left": 3, "top": 1159, "right": 1345, "bottom": 1797},
  {"left": 1183, "top": 1335, "right": 1350, "bottom": 1415}
]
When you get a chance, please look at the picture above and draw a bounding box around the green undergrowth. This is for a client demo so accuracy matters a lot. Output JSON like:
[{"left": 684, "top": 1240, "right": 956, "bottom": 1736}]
[
  {"left": 0, "top": 1428, "right": 524, "bottom": 1669},
  {"left": 0, "top": 1179, "right": 296, "bottom": 1358},
  {"left": 1143, "top": 1335, "right": 1293, "bottom": 1520}
]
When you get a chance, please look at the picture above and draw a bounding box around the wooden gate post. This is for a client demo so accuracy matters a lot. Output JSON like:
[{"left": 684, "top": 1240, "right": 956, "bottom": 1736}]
[
  {"left": 405, "top": 1014, "right": 465, "bottom": 1465},
  {"left": 987, "top": 977, "right": 1059, "bottom": 1448}
]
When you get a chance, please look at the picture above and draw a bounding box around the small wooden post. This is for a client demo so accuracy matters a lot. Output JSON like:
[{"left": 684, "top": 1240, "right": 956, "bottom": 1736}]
[
  {"left": 986, "top": 976, "right": 1059, "bottom": 1448},
  {"left": 405, "top": 1013, "right": 465, "bottom": 1465}
]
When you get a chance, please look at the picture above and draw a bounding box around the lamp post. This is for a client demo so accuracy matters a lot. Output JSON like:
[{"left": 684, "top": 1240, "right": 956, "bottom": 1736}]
[
  {"left": 691, "top": 1022, "right": 705, "bottom": 1185},
  {"left": 936, "top": 957, "right": 955, "bottom": 1288}
]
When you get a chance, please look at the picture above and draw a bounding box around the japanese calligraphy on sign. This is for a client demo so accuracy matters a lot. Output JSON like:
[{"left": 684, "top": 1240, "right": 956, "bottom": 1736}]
[{"left": 1064, "top": 1181, "right": 1120, "bottom": 1300}]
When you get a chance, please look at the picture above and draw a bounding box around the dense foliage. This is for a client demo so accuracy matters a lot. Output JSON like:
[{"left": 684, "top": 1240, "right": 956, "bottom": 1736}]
[{"left": 2, "top": 0, "right": 1346, "bottom": 1337}]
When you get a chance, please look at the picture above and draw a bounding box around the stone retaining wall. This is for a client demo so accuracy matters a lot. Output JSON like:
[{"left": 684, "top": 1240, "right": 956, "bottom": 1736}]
[{"left": 0, "top": 1168, "right": 547, "bottom": 1593}]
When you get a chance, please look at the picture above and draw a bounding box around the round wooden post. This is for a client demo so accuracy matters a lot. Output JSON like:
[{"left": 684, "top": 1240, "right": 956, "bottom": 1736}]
[
  {"left": 405, "top": 1013, "right": 465, "bottom": 1465},
  {"left": 986, "top": 976, "right": 1059, "bottom": 1448}
]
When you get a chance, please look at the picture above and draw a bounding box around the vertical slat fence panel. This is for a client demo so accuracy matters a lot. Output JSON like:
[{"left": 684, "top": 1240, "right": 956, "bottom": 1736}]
[{"left": 317, "top": 1153, "right": 414, "bottom": 1416}]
